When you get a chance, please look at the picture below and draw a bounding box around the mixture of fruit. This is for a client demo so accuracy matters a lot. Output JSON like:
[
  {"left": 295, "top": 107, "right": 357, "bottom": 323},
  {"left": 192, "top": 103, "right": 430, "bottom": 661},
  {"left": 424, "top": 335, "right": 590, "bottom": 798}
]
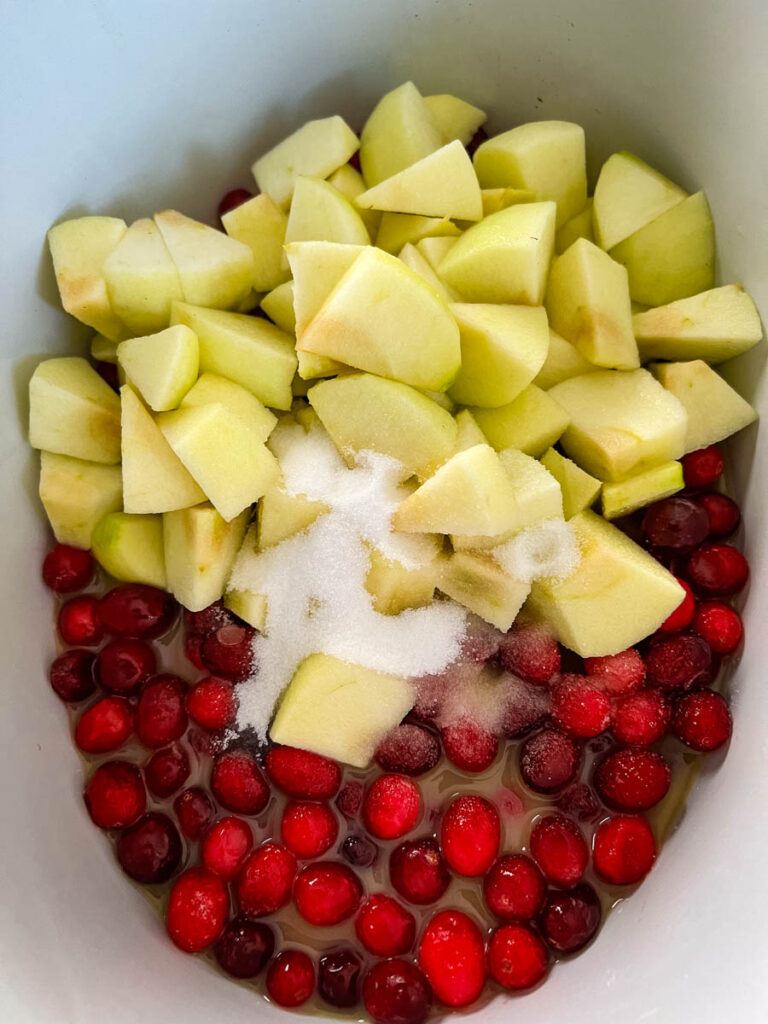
[{"left": 31, "top": 81, "right": 761, "bottom": 1022}]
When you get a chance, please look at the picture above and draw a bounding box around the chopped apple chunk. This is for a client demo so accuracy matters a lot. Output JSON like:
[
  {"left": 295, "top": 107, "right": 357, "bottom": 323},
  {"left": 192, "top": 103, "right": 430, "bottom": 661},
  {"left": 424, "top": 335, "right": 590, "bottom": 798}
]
[
  {"left": 39, "top": 453, "right": 123, "bottom": 549},
  {"left": 91, "top": 512, "right": 167, "bottom": 589},
  {"left": 163, "top": 504, "right": 249, "bottom": 611},
  {"left": 470, "top": 385, "right": 569, "bottom": 457},
  {"left": 438, "top": 550, "right": 530, "bottom": 631},
  {"left": 601, "top": 462, "right": 684, "bottom": 519}
]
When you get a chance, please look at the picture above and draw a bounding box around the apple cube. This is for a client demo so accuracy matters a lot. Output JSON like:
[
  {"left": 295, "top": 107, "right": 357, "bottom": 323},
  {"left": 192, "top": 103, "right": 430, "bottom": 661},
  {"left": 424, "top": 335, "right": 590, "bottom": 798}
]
[
  {"left": 102, "top": 218, "right": 184, "bottom": 335},
  {"left": 221, "top": 193, "right": 291, "bottom": 293},
  {"left": 593, "top": 151, "right": 687, "bottom": 251},
  {"left": 471, "top": 385, "right": 570, "bottom": 457},
  {"left": 365, "top": 547, "right": 438, "bottom": 615},
  {"left": 181, "top": 373, "right": 276, "bottom": 442},
  {"left": 285, "top": 176, "right": 370, "bottom": 247},
  {"left": 225, "top": 588, "right": 267, "bottom": 631},
  {"left": 438, "top": 551, "right": 530, "bottom": 631},
  {"left": 163, "top": 504, "right": 249, "bottom": 611},
  {"left": 480, "top": 188, "right": 536, "bottom": 216},
  {"left": 473, "top": 121, "right": 587, "bottom": 226},
  {"left": 260, "top": 280, "right": 296, "bottom": 334},
  {"left": 269, "top": 653, "right": 414, "bottom": 767},
  {"left": 533, "top": 329, "right": 596, "bottom": 390},
  {"left": 609, "top": 192, "right": 715, "bottom": 306},
  {"left": 39, "top": 452, "right": 122, "bottom": 549},
  {"left": 555, "top": 199, "right": 594, "bottom": 254},
  {"left": 117, "top": 326, "right": 199, "bottom": 412},
  {"left": 424, "top": 93, "right": 487, "bottom": 145},
  {"left": 448, "top": 303, "right": 549, "bottom": 407},
  {"left": 633, "top": 285, "right": 763, "bottom": 364},
  {"left": 399, "top": 244, "right": 456, "bottom": 302},
  {"left": 297, "top": 246, "right": 461, "bottom": 391},
  {"left": 257, "top": 485, "right": 328, "bottom": 551},
  {"left": 171, "top": 302, "right": 296, "bottom": 410},
  {"left": 651, "top": 360, "right": 758, "bottom": 452},
  {"left": 359, "top": 81, "right": 443, "bottom": 187},
  {"left": 527, "top": 510, "right": 685, "bottom": 656},
  {"left": 601, "top": 461, "right": 684, "bottom": 520},
  {"left": 540, "top": 448, "right": 601, "bottom": 519},
  {"left": 90, "top": 335, "right": 119, "bottom": 364},
  {"left": 375, "top": 213, "right": 460, "bottom": 255},
  {"left": 252, "top": 115, "right": 359, "bottom": 208},
  {"left": 285, "top": 241, "right": 367, "bottom": 337},
  {"left": 29, "top": 357, "right": 121, "bottom": 464},
  {"left": 548, "top": 369, "right": 688, "bottom": 481},
  {"left": 453, "top": 409, "right": 488, "bottom": 453},
  {"left": 327, "top": 164, "right": 382, "bottom": 237},
  {"left": 91, "top": 512, "right": 166, "bottom": 589},
  {"left": 439, "top": 201, "right": 556, "bottom": 304}
]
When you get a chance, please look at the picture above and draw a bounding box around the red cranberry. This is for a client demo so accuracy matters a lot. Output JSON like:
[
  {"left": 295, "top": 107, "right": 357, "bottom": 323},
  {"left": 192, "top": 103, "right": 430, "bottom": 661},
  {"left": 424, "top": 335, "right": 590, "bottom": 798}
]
[
  {"left": 681, "top": 445, "right": 724, "bottom": 489},
  {"left": 94, "top": 359, "right": 119, "bottom": 390},
  {"left": 375, "top": 724, "right": 440, "bottom": 775},
  {"left": 584, "top": 648, "right": 645, "bottom": 696},
  {"left": 483, "top": 854, "right": 546, "bottom": 922},
  {"left": 466, "top": 125, "right": 489, "bottom": 156},
  {"left": 363, "top": 959, "right": 432, "bottom": 1024},
  {"left": 166, "top": 867, "right": 228, "bottom": 953},
  {"left": 594, "top": 749, "right": 671, "bottom": 811},
  {"left": 342, "top": 834, "right": 379, "bottom": 867},
  {"left": 281, "top": 800, "right": 338, "bottom": 858},
  {"left": 96, "top": 638, "right": 156, "bottom": 696},
  {"left": 442, "top": 718, "right": 498, "bottom": 772},
  {"left": 42, "top": 544, "right": 94, "bottom": 592},
  {"left": 462, "top": 615, "right": 503, "bottom": 661},
  {"left": 411, "top": 673, "right": 447, "bottom": 722},
  {"left": 659, "top": 578, "right": 696, "bottom": 632},
  {"left": 215, "top": 917, "right": 274, "bottom": 978},
  {"left": 116, "top": 812, "right": 182, "bottom": 884},
  {"left": 135, "top": 674, "right": 188, "bottom": 749},
  {"left": 499, "top": 674, "right": 551, "bottom": 737},
  {"left": 218, "top": 188, "right": 253, "bottom": 220},
  {"left": 294, "top": 862, "right": 363, "bottom": 926},
  {"left": 498, "top": 623, "right": 561, "bottom": 684},
  {"left": 693, "top": 601, "right": 743, "bottom": 654},
  {"left": 58, "top": 596, "right": 103, "bottom": 646},
  {"left": 687, "top": 543, "right": 749, "bottom": 596},
  {"left": 145, "top": 745, "right": 190, "bottom": 798},
  {"left": 84, "top": 760, "right": 145, "bottom": 829},
  {"left": 184, "top": 634, "right": 205, "bottom": 671},
  {"left": 551, "top": 677, "right": 611, "bottom": 738},
  {"left": 200, "top": 624, "right": 254, "bottom": 681},
  {"left": 540, "top": 883, "right": 601, "bottom": 954},
  {"left": 185, "top": 602, "right": 234, "bottom": 636},
  {"left": 266, "top": 745, "right": 341, "bottom": 799},
  {"left": 642, "top": 497, "right": 710, "bottom": 550},
  {"left": 98, "top": 584, "right": 177, "bottom": 638},
  {"left": 318, "top": 948, "right": 362, "bottom": 1009},
  {"left": 267, "top": 950, "right": 315, "bottom": 1007},
  {"left": 390, "top": 838, "right": 450, "bottom": 905},
  {"left": 593, "top": 815, "right": 656, "bottom": 885},
  {"left": 697, "top": 492, "right": 741, "bottom": 538},
  {"left": 672, "top": 689, "right": 732, "bottom": 751},
  {"left": 363, "top": 774, "right": 421, "bottom": 840},
  {"left": 356, "top": 894, "right": 416, "bottom": 956},
  {"left": 520, "top": 729, "right": 581, "bottom": 793},
  {"left": 49, "top": 649, "right": 96, "bottom": 702},
  {"left": 440, "top": 795, "right": 500, "bottom": 877},
  {"left": 611, "top": 690, "right": 670, "bottom": 746},
  {"left": 529, "top": 815, "right": 589, "bottom": 888},
  {"left": 201, "top": 816, "right": 253, "bottom": 881},
  {"left": 556, "top": 783, "right": 601, "bottom": 823},
  {"left": 237, "top": 841, "right": 297, "bottom": 916},
  {"left": 418, "top": 909, "right": 486, "bottom": 1008},
  {"left": 646, "top": 632, "right": 712, "bottom": 692},
  {"left": 211, "top": 750, "right": 270, "bottom": 815},
  {"left": 174, "top": 786, "right": 215, "bottom": 840},
  {"left": 187, "top": 677, "right": 236, "bottom": 730},
  {"left": 487, "top": 924, "right": 549, "bottom": 990},
  {"left": 75, "top": 697, "right": 133, "bottom": 754},
  {"left": 336, "top": 780, "right": 364, "bottom": 819}
]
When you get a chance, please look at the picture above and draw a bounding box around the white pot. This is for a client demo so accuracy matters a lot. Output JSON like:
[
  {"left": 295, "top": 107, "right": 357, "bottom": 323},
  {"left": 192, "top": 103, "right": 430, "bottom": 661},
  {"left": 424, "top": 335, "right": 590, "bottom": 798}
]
[{"left": 1, "top": 1, "right": 766, "bottom": 1021}]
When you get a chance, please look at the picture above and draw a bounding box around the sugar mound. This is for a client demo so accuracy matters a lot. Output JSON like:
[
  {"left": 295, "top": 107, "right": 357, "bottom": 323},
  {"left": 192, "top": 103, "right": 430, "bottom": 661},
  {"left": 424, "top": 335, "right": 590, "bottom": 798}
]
[{"left": 492, "top": 518, "right": 580, "bottom": 584}]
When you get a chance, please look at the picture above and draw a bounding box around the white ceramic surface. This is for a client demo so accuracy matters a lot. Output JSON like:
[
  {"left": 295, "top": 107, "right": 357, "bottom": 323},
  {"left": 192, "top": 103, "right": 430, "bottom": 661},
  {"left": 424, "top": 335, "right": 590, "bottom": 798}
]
[{"left": 1, "top": 1, "right": 767, "bottom": 1021}]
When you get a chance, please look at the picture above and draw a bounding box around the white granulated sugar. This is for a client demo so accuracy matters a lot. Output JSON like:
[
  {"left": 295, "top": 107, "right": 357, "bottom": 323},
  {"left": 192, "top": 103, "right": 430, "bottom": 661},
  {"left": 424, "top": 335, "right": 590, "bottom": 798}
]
[
  {"left": 231, "top": 423, "right": 467, "bottom": 738},
  {"left": 492, "top": 518, "right": 580, "bottom": 584}
]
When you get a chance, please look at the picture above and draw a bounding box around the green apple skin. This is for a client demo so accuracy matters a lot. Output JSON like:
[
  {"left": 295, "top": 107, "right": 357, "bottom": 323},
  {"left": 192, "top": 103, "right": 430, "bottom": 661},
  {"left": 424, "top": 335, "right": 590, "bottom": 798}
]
[
  {"left": 527, "top": 510, "right": 685, "bottom": 657},
  {"left": 270, "top": 654, "right": 415, "bottom": 768},
  {"left": 548, "top": 369, "right": 688, "bottom": 481},
  {"left": 540, "top": 448, "right": 602, "bottom": 519},
  {"left": 555, "top": 200, "right": 594, "bottom": 254},
  {"left": 438, "top": 550, "right": 530, "bottom": 631},
  {"left": 29, "top": 357, "right": 121, "bottom": 465},
  {"left": 424, "top": 93, "right": 487, "bottom": 145},
  {"left": 285, "top": 175, "right": 371, "bottom": 247},
  {"left": 533, "top": 329, "right": 597, "bottom": 390},
  {"left": 359, "top": 81, "right": 444, "bottom": 187},
  {"left": 181, "top": 373, "right": 276, "bottom": 442},
  {"left": 221, "top": 193, "right": 291, "bottom": 293},
  {"left": 260, "top": 280, "right": 296, "bottom": 334},
  {"left": 117, "top": 325, "right": 199, "bottom": 412},
  {"left": 163, "top": 504, "right": 249, "bottom": 611},
  {"left": 39, "top": 452, "right": 123, "bottom": 549},
  {"left": 92, "top": 512, "right": 167, "bottom": 589},
  {"left": 366, "top": 547, "right": 438, "bottom": 615},
  {"left": 601, "top": 461, "right": 684, "bottom": 520},
  {"left": 103, "top": 218, "right": 184, "bottom": 335},
  {"left": 470, "top": 385, "right": 570, "bottom": 458},
  {"left": 593, "top": 151, "right": 687, "bottom": 251}
]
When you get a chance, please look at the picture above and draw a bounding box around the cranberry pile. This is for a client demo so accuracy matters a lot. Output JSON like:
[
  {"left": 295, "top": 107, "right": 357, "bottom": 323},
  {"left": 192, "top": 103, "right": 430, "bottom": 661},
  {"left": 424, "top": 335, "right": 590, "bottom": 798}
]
[{"left": 42, "top": 443, "right": 743, "bottom": 1023}]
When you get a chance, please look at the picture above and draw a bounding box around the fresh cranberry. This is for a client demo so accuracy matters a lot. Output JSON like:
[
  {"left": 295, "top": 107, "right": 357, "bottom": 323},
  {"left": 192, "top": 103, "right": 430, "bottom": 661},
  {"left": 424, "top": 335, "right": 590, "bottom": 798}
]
[
  {"left": 440, "top": 795, "right": 499, "bottom": 877},
  {"left": 687, "top": 543, "right": 749, "bottom": 596},
  {"left": 266, "top": 745, "right": 341, "bottom": 799},
  {"left": 281, "top": 800, "right": 338, "bottom": 858},
  {"left": 540, "top": 883, "right": 601, "bottom": 954},
  {"left": 594, "top": 749, "right": 671, "bottom": 811},
  {"left": 375, "top": 724, "right": 440, "bottom": 775},
  {"left": 49, "top": 649, "right": 96, "bottom": 702},
  {"left": 166, "top": 867, "right": 228, "bottom": 953},
  {"left": 390, "top": 838, "right": 450, "bottom": 905},
  {"left": 442, "top": 718, "right": 498, "bottom": 772},
  {"left": 499, "top": 674, "right": 551, "bottom": 737},
  {"left": 200, "top": 624, "right": 254, "bottom": 681},
  {"left": 58, "top": 596, "right": 103, "bottom": 646},
  {"left": 185, "top": 602, "right": 234, "bottom": 636},
  {"left": 697, "top": 492, "right": 741, "bottom": 538},
  {"left": 96, "top": 638, "right": 156, "bottom": 695},
  {"left": 681, "top": 445, "right": 724, "bottom": 489},
  {"left": 418, "top": 909, "right": 486, "bottom": 1008},
  {"left": 145, "top": 745, "right": 190, "bottom": 798},
  {"left": 342, "top": 834, "right": 379, "bottom": 867},
  {"left": 318, "top": 948, "right": 362, "bottom": 1008},
  {"left": 551, "top": 676, "right": 611, "bottom": 738},
  {"left": 98, "top": 584, "right": 177, "bottom": 638},
  {"left": 466, "top": 125, "right": 489, "bottom": 156},
  {"left": 363, "top": 774, "right": 421, "bottom": 840},
  {"left": 200, "top": 816, "right": 253, "bottom": 881},
  {"left": 672, "top": 690, "right": 732, "bottom": 751},
  {"left": 529, "top": 815, "right": 589, "bottom": 888},
  {"left": 173, "top": 786, "right": 215, "bottom": 840},
  {"left": 483, "top": 854, "right": 546, "bottom": 922},
  {"left": 75, "top": 697, "right": 133, "bottom": 754},
  {"left": 294, "top": 862, "right": 363, "bottom": 926},
  {"left": 642, "top": 497, "right": 710, "bottom": 550},
  {"left": 519, "top": 729, "right": 581, "bottom": 793},
  {"left": 42, "top": 544, "right": 94, "bottom": 592},
  {"left": 237, "top": 841, "right": 297, "bottom": 916},
  {"left": 211, "top": 750, "right": 270, "bottom": 815},
  {"left": 611, "top": 690, "right": 670, "bottom": 746},
  {"left": 84, "top": 760, "right": 145, "bottom": 829},
  {"left": 498, "top": 623, "right": 561, "bottom": 684},
  {"left": 584, "top": 648, "right": 646, "bottom": 696},
  {"left": 363, "top": 959, "right": 432, "bottom": 1024},
  {"left": 267, "top": 950, "right": 315, "bottom": 1007},
  {"left": 186, "top": 677, "right": 236, "bottom": 730},
  {"left": 218, "top": 188, "right": 253, "bottom": 220},
  {"left": 693, "top": 601, "right": 743, "bottom": 654},
  {"left": 184, "top": 634, "right": 205, "bottom": 671},
  {"left": 116, "top": 812, "right": 182, "bottom": 884},
  {"left": 646, "top": 632, "right": 712, "bottom": 691},
  {"left": 356, "top": 894, "right": 416, "bottom": 956},
  {"left": 659, "top": 579, "right": 696, "bottom": 632},
  {"left": 215, "top": 917, "right": 274, "bottom": 978},
  {"left": 336, "top": 780, "right": 364, "bottom": 819},
  {"left": 593, "top": 815, "right": 656, "bottom": 885},
  {"left": 487, "top": 924, "right": 549, "bottom": 990},
  {"left": 410, "top": 673, "right": 448, "bottom": 722},
  {"left": 556, "top": 783, "right": 601, "bottom": 823},
  {"left": 135, "top": 674, "right": 187, "bottom": 749}
]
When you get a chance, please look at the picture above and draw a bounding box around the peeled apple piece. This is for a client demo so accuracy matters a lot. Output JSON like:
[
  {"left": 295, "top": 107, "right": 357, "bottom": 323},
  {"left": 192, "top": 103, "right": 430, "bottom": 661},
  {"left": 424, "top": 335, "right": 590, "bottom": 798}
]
[
  {"left": 424, "top": 93, "right": 487, "bottom": 145},
  {"left": 284, "top": 175, "right": 371, "bottom": 247},
  {"left": 470, "top": 385, "right": 570, "bottom": 458},
  {"left": 91, "top": 512, "right": 167, "bottom": 589},
  {"left": 540, "top": 448, "right": 601, "bottom": 520},
  {"left": 601, "top": 461, "right": 684, "bottom": 520},
  {"left": 359, "top": 81, "right": 444, "bottom": 187},
  {"left": 163, "top": 504, "right": 249, "bottom": 611},
  {"left": 39, "top": 453, "right": 123, "bottom": 549},
  {"left": 438, "top": 550, "right": 530, "bottom": 632},
  {"left": 181, "top": 373, "right": 277, "bottom": 442},
  {"left": 103, "top": 218, "right": 184, "bottom": 335},
  {"left": 221, "top": 193, "right": 291, "bottom": 293},
  {"left": 593, "top": 151, "right": 687, "bottom": 251},
  {"left": 375, "top": 213, "right": 460, "bottom": 255},
  {"left": 533, "top": 329, "right": 596, "bottom": 391},
  {"left": 117, "top": 326, "right": 199, "bottom": 412}
]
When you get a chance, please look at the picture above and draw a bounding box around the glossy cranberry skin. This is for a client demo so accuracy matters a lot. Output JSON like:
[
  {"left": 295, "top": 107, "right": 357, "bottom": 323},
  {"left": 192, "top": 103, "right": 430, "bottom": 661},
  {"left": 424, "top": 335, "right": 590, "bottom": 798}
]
[
  {"left": 145, "top": 745, "right": 190, "bottom": 798},
  {"left": 266, "top": 745, "right": 341, "bottom": 799},
  {"left": 281, "top": 800, "right": 339, "bottom": 858},
  {"left": 200, "top": 624, "right": 255, "bottom": 681},
  {"left": 186, "top": 677, "right": 236, "bottom": 730},
  {"left": 519, "top": 729, "right": 582, "bottom": 793},
  {"left": 58, "top": 596, "right": 103, "bottom": 646},
  {"left": 417, "top": 909, "right": 486, "bottom": 1008},
  {"left": 267, "top": 950, "right": 315, "bottom": 1007},
  {"left": 390, "top": 838, "right": 451, "bottom": 906},
  {"left": 698, "top": 492, "right": 741, "bottom": 538},
  {"left": 594, "top": 749, "right": 671, "bottom": 812},
  {"left": 692, "top": 601, "right": 743, "bottom": 654},
  {"left": 441, "top": 719, "right": 498, "bottom": 773},
  {"left": 646, "top": 632, "right": 713, "bottom": 692},
  {"left": 210, "top": 750, "right": 270, "bottom": 815},
  {"left": 202, "top": 816, "right": 254, "bottom": 881},
  {"left": 342, "top": 834, "right": 379, "bottom": 868},
  {"left": 94, "top": 359, "right": 119, "bottom": 390},
  {"left": 529, "top": 815, "right": 589, "bottom": 888},
  {"left": 84, "top": 760, "right": 146, "bottom": 829},
  {"left": 681, "top": 445, "right": 724, "bottom": 489},
  {"left": 498, "top": 623, "right": 561, "bottom": 684},
  {"left": 363, "top": 959, "right": 432, "bottom": 1024},
  {"left": 375, "top": 723, "right": 441, "bottom": 775},
  {"left": 440, "top": 795, "right": 500, "bottom": 877},
  {"left": 659, "top": 578, "right": 696, "bottom": 632},
  {"left": 551, "top": 677, "right": 611, "bottom": 738},
  {"left": 75, "top": 697, "right": 134, "bottom": 753},
  {"left": 318, "top": 948, "right": 363, "bottom": 1009},
  {"left": 237, "top": 842, "right": 297, "bottom": 917},
  {"left": 96, "top": 638, "right": 156, "bottom": 696},
  {"left": 218, "top": 188, "right": 253, "bottom": 219},
  {"left": 116, "top": 812, "right": 183, "bottom": 884},
  {"left": 483, "top": 854, "right": 546, "bottom": 922},
  {"left": 293, "top": 862, "right": 363, "bottom": 926},
  {"left": 687, "top": 543, "right": 749, "bottom": 596},
  {"left": 336, "top": 780, "right": 364, "bottom": 819},
  {"left": 593, "top": 815, "right": 657, "bottom": 885},
  {"left": 42, "top": 544, "right": 94, "bottom": 592},
  {"left": 611, "top": 690, "right": 670, "bottom": 746},
  {"left": 215, "top": 917, "right": 274, "bottom": 979},
  {"left": 487, "top": 924, "right": 549, "bottom": 990},
  {"left": 98, "top": 584, "right": 178, "bottom": 638},
  {"left": 584, "top": 648, "right": 646, "bottom": 696},
  {"left": 166, "top": 867, "right": 229, "bottom": 953},
  {"left": 642, "top": 497, "right": 710, "bottom": 550},
  {"left": 49, "top": 649, "right": 96, "bottom": 702},
  {"left": 363, "top": 774, "right": 421, "bottom": 840},
  {"left": 135, "top": 675, "right": 188, "bottom": 749},
  {"left": 356, "top": 895, "right": 416, "bottom": 957},
  {"left": 539, "top": 883, "right": 602, "bottom": 954},
  {"left": 174, "top": 786, "right": 215, "bottom": 840},
  {"left": 672, "top": 690, "right": 732, "bottom": 751}
]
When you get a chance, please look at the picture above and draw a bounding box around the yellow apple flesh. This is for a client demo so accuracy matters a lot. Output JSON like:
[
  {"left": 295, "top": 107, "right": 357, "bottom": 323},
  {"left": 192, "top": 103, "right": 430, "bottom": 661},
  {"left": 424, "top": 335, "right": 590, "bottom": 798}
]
[
  {"left": 256, "top": 486, "right": 328, "bottom": 551},
  {"left": 285, "top": 176, "right": 370, "bottom": 247},
  {"left": 470, "top": 385, "right": 570, "bottom": 457},
  {"left": 555, "top": 200, "right": 594, "bottom": 254},
  {"left": 39, "top": 452, "right": 123, "bottom": 549},
  {"left": 117, "top": 325, "right": 199, "bottom": 412},
  {"left": 533, "top": 329, "right": 596, "bottom": 390},
  {"left": 438, "top": 551, "right": 530, "bottom": 631},
  {"left": 260, "top": 280, "right": 296, "bottom": 334},
  {"left": 540, "top": 448, "right": 601, "bottom": 519},
  {"left": 163, "top": 504, "right": 249, "bottom": 611},
  {"left": 365, "top": 547, "right": 438, "bottom": 615},
  {"left": 593, "top": 151, "right": 687, "bottom": 251},
  {"left": 375, "top": 213, "right": 460, "bottom": 255},
  {"left": 181, "top": 373, "right": 276, "bottom": 441},
  {"left": 424, "top": 93, "right": 487, "bottom": 145},
  {"left": 359, "top": 81, "right": 443, "bottom": 187},
  {"left": 221, "top": 193, "right": 291, "bottom": 293},
  {"left": 102, "top": 218, "right": 184, "bottom": 335},
  {"left": 92, "top": 512, "right": 167, "bottom": 588},
  {"left": 453, "top": 409, "right": 488, "bottom": 453}
]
